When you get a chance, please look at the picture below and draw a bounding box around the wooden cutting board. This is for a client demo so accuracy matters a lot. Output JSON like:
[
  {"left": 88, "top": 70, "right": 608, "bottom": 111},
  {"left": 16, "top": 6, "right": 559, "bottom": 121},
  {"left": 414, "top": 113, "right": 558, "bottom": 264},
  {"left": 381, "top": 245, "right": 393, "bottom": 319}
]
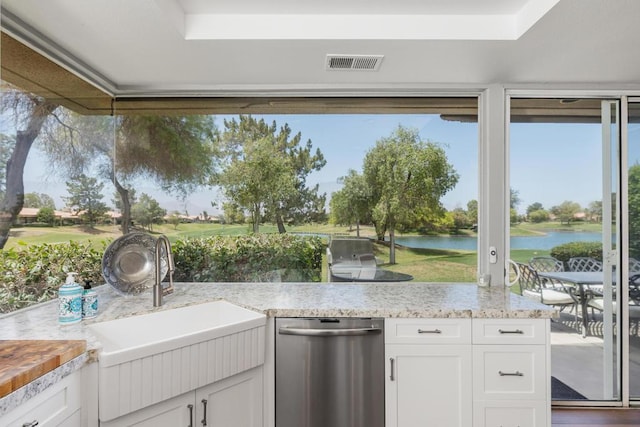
[{"left": 0, "top": 340, "right": 86, "bottom": 398}]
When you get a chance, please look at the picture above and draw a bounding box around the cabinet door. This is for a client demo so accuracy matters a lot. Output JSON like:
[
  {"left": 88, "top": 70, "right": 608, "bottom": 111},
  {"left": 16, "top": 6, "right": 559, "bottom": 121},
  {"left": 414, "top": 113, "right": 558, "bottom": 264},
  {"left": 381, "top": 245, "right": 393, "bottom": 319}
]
[
  {"left": 99, "top": 392, "right": 193, "bottom": 427},
  {"left": 196, "top": 367, "right": 263, "bottom": 427},
  {"left": 1, "top": 370, "right": 81, "bottom": 427},
  {"left": 386, "top": 344, "right": 472, "bottom": 427}
]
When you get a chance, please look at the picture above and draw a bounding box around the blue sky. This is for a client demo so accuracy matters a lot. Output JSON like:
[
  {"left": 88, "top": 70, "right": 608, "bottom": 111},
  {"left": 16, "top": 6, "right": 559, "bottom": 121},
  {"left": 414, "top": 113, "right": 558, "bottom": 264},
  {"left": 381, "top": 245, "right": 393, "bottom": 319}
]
[{"left": 20, "top": 113, "right": 609, "bottom": 216}]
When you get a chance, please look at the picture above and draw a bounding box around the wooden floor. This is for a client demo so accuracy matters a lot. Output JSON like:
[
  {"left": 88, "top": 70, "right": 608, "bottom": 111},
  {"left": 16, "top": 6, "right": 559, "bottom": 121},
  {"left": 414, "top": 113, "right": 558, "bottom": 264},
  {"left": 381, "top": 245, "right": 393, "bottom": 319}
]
[{"left": 552, "top": 408, "right": 640, "bottom": 426}]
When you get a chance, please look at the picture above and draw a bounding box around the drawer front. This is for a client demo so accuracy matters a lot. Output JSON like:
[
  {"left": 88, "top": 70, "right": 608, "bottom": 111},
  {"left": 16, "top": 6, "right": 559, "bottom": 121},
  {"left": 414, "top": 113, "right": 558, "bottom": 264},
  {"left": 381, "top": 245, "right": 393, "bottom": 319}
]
[
  {"left": 473, "top": 400, "right": 548, "bottom": 427},
  {"left": 1, "top": 370, "right": 81, "bottom": 427},
  {"left": 473, "top": 319, "right": 547, "bottom": 345},
  {"left": 385, "top": 318, "right": 471, "bottom": 344},
  {"left": 473, "top": 346, "right": 547, "bottom": 401}
]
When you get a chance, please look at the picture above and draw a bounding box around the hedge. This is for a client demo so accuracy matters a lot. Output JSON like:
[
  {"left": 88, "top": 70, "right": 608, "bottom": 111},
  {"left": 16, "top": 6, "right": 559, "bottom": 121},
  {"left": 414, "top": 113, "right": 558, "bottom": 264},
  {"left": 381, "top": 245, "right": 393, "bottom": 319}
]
[
  {"left": 173, "top": 234, "right": 323, "bottom": 283},
  {"left": 0, "top": 241, "right": 105, "bottom": 313},
  {"left": 550, "top": 241, "right": 603, "bottom": 268},
  {"left": 0, "top": 234, "right": 324, "bottom": 313}
]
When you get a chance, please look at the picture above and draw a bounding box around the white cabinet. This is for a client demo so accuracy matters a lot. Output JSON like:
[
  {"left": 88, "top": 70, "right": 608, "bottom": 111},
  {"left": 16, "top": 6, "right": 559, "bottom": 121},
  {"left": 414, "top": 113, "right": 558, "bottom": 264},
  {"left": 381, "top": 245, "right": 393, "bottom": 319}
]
[
  {"left": 385, "top": 318, "right": 473, "bottom": 427},
  {"left": 100, "top": 366, "right": 263, "bottom": 427},
  {"left": 385, "top": 318, "right": 550, "bottom": 427},
  {"left": 0, "top": 370, "right": 82, "bottom": 427},
  {"left": 472, "top": 319, "right": 550, "bottom": 427}
]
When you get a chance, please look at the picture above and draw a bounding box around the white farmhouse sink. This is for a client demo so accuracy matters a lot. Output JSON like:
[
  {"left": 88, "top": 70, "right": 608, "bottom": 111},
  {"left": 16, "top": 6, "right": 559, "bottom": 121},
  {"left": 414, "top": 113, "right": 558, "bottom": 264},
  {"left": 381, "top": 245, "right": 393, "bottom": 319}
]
[
  {"left": 88, "top": 300, "right": 266, "bottom": 367},
  {"left": 90, "top": 300, "right": 267, "bottom": 421}
]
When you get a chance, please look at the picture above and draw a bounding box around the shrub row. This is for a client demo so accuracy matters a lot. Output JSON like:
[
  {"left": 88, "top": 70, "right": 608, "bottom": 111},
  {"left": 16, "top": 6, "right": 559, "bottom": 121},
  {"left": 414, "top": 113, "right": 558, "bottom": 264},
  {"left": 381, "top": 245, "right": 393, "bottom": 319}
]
[
  {"left": 0, "top": 241, "right": 105, "bottom": 313},
  {"left": 0, "top": 234, "right": 324, "bottom": 313},
  {"left": 173, "top": 234, "right": 323, "bottom": 283},
  {"left": 550, "top": 241, "right": 603, "bottom": 267}
]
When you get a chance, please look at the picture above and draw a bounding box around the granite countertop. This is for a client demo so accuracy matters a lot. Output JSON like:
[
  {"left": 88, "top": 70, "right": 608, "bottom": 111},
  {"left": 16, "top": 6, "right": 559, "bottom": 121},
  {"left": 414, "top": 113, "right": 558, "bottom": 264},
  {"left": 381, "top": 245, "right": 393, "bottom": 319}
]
[
  {"left": 0, "top": 282, "right": 555, "bottom": 345},
  {"left": 0, "top": 281, "right": 554, "bottom": 416}
]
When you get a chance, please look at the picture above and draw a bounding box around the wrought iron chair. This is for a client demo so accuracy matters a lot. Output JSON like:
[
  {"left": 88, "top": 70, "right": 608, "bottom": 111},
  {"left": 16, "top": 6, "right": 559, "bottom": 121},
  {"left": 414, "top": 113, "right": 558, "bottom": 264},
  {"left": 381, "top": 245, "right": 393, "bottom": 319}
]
[
  {"left": 516, "top": 262, "right": 580, "bottom": 322},
  {"left": 568, "top": 257, "right": 603, "bottom": 272},
  {"left": 529, "top": 256, "right": 565, "bottom": 272},
  {"left": 587, "top": 274, "right": 640, "bottom": 332}
]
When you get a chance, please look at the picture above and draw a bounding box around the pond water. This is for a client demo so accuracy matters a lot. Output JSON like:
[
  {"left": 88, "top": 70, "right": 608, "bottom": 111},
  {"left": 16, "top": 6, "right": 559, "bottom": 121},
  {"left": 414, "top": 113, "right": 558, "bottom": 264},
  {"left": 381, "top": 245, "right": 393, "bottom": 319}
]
[{"left": 395, "top": 231, "right": 603, "bottom": 251}]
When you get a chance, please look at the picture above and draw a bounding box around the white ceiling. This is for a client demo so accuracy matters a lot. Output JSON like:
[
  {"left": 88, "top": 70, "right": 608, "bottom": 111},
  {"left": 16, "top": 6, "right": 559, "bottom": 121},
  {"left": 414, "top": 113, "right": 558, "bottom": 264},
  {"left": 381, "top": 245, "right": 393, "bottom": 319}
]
[{"left": 2, "top": 0, "right": 640, "bottom": 96}]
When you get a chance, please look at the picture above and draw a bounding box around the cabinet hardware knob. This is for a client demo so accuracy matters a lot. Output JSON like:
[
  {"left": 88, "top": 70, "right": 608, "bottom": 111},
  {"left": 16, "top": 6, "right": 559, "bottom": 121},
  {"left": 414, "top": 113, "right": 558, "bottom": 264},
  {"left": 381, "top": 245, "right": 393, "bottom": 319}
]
[
  {"left": 389, "top": 357, "right": 395, "bottom": 381},
  {"left": 201, "top": 398, "right": 208, "bottom": 426},
  {"left": 187, "top": 404, "right": 194, "bottom": 427},
  {"left": 22, "top": 422, "right": 39, "bottom": 427},
  {"left": 417, "top": 328, "right": 442, "bottom": 334},
  {"left": 498, "top": 329, "right": 524, "bottom": 334},
  {"left": 498, "top": 370, "right": 524, "bottom": 377}
]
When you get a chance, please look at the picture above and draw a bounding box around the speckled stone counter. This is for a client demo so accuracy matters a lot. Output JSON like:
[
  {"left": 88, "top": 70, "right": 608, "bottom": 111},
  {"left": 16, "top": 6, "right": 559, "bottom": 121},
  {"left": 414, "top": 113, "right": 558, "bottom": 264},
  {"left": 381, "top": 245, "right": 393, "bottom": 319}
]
[
  {"left": 0, "top": 282, "right": 554, "bottom": 343},
  {"left": 0, "top": 281, "right": 554, "bottom": 415}
]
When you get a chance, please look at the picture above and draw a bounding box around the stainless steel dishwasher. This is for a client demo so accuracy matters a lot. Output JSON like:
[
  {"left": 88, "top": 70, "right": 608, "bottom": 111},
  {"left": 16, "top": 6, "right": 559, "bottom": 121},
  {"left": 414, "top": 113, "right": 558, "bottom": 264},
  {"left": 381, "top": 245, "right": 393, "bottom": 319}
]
[{"left": 275, "top": 317, "right": 384, "bottom": 427}]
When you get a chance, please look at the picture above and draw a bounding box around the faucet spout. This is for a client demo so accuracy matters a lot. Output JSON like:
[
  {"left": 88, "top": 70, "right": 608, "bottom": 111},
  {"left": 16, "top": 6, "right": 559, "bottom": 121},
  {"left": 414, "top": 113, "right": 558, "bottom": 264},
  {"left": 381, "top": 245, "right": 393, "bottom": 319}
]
[{"left": 153, "top": 235, "right": 175, "bottom": 307}]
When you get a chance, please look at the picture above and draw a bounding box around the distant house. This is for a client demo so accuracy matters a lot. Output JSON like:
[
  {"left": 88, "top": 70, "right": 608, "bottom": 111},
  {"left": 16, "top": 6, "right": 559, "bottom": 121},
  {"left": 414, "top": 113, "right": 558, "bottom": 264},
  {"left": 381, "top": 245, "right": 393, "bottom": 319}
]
[{"left": 16, "top": 208, "right": 121, "bottom": 225}]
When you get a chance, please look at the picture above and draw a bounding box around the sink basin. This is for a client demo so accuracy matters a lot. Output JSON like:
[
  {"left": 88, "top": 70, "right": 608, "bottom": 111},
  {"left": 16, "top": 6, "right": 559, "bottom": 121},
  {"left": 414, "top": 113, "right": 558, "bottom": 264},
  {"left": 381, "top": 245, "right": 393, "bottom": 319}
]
[{"left": 88, "top": 300, "right": 266, "bottom": 368}]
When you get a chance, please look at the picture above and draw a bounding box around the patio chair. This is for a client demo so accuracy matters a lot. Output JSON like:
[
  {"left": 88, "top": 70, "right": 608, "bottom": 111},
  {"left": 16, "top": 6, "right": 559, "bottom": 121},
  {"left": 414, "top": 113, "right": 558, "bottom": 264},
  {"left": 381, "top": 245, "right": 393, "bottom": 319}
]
[
  {"left": 516, "top": 262, "right": 580, "bottom": 322},
  {"left": 568, "top": 257, "right": 603, "bottom": 272},
  {"left": 587, "top": 276, "right": 640, "bottom": 332},
  {"left": 629, "top": 258, "right": 640, "bottom": 274},
  {"left": 529, "top": 256, "right": 565, "bottom": 272}
]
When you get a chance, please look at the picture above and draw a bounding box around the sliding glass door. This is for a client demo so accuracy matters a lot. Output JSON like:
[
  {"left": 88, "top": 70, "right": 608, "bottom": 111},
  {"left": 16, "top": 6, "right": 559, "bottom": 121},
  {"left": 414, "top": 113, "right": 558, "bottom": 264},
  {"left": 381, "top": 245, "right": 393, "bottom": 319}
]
[
  {"left": 626, "top": 100, "right": 640, "bottom": 401},
  {"left": 509, "top": 97, "right": 621, "bottom": 403}
]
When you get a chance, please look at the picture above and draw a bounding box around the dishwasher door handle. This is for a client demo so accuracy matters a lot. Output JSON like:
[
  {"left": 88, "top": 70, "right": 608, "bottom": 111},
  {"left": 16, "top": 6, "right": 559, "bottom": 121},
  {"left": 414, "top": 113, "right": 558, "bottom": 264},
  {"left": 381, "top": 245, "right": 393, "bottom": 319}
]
[{"left": 279, "top": 327, "right": 383, "bottom": 337}]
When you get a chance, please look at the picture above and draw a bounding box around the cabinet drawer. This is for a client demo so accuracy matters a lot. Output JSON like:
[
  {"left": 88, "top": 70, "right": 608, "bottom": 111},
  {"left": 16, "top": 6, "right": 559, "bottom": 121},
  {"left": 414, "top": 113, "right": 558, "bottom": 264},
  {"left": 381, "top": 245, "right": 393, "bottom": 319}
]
[
  {"left": 385, "top": 318, "right": 471, "bottom": 344},
  {"left": 473, "top": 400, "right": 548, "bottom": 427},
  {"left": 1, "top": 370, "right": 82, "bottom": 427},
  {"left": 473, "top": 319, "right": 547, "bottom": 345},
  {"left": 473, "top": 346, "right": 546, "bottom": 401}
]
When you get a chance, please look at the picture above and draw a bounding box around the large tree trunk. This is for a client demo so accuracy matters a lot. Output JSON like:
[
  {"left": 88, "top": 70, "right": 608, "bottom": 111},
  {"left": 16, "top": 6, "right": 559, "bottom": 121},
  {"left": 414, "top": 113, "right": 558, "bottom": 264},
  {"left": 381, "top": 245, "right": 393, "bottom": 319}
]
[
  {"left": 0, "top": 100, "right": 57, "bottom": 249},
  {"left": 389, "top": 226, "right": 396, "bottom": 264},
  {"left": 275, "top": 210, "right": 287, "bottom": 233},
  {"left": 113, "top": 176, "right": 131, "bottom": 234}
]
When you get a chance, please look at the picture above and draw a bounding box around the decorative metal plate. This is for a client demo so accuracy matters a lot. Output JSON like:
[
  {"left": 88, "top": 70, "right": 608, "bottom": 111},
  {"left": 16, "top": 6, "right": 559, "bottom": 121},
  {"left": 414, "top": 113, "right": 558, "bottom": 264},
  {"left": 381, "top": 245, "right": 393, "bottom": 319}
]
[{"left": 102, "top": 232, "right": 168, "bottom": 295}]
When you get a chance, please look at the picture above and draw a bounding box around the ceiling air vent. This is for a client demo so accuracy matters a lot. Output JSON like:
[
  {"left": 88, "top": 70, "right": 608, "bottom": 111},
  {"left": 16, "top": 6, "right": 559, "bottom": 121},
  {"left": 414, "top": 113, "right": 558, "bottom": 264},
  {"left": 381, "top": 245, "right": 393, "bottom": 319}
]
[{"left": 326, "top": 54, "right": 384, "bottom": 71}]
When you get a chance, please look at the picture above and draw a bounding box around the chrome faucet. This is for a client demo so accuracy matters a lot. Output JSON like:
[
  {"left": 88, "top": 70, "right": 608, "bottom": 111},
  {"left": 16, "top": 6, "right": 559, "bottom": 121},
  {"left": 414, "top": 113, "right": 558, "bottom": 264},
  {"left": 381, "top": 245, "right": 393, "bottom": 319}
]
[{"left": 153, "top": 235, "right": 175, "bottom": 307}]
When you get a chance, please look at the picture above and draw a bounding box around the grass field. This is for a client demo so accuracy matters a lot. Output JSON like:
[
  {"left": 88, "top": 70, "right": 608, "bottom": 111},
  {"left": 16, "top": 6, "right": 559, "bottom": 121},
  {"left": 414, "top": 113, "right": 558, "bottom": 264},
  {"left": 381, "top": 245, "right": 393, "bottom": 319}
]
[{"left": 4, "top": 221, "right": 589, "bottom": 283}]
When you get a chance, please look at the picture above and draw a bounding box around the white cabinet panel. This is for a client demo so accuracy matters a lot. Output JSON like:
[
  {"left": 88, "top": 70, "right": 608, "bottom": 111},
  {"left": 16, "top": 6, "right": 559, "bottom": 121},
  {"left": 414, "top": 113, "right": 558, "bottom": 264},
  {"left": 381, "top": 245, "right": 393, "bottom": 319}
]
[
  {"left": 473, "top": 400, "right": 548, "bottom": 427},
  {"left": 473, "top": 345, "right": 546, "bottom": 400},
  {"left": 0, "top": 370, "right": 82, "bottom": 427},
  {"left": 198, "top": 367, "right": 263, "bottom": 427},
  {"left": 386, "top": 344, "right": 473, "bottom": 427},
  {"left": 99, "top": 392, "right": 193, "bottom": 427},
  {"left": 473, "top": 319, "right": 546, "bottom": 345},
  {"left": 100, "top": 367, "right": 263, "bottom": 427},
  {"left": 386, "top": 318, "right": 472, "bottom": 344}
]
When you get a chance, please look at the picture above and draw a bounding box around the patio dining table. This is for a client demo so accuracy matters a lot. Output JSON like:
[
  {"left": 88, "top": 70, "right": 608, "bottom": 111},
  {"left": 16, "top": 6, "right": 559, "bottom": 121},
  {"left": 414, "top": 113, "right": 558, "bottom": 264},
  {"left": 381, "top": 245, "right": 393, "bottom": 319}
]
[{"left": 537, "top": 271, "right": 610, "bottom": 336}]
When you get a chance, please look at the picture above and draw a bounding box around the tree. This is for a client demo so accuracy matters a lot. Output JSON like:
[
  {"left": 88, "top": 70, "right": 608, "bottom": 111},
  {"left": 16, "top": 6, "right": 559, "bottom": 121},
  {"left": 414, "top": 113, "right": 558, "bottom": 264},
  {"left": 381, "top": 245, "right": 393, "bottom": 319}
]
[
  {"left": 630, "top": 165, "right": 640, "bottom": 257},
  {"left": 219, "top": 138, "right": 296, "bottom": 233},
  {"left": 363, "top": 125, "right": 459, "bottom": 264},
  {"left": 222, "top": 202, "right": 245, "bottom": 224},
  {"left": 330, "top": 170, "right": 372, "bottom": 237},
  {"left": 510, "top": 188, "right": 521, "bottom": 210},
  {"left": 528, "top": 209, "right": 550, "bottom": 223},
  {"left": 131, "top": 193, "right": 166, "bottom": 231},
  {"left": 167, "top": 211, "right": 182, "bottom": 229},
  {"left": 40, "top": 112, "right": 217, "bottom": 235},
  {"left": 0, "top": 89, "right": 58, "bottom": 248},
  {"left": 36, "top": 206, "right": 56, "bottom": 225},
  {"left": 551, "top": 200, "right": 581, "bottom": 225},
  {"left": 64, "top": 174, "right": 109, "bottom": 226},
  {"left": 586, "top": 200, "right": 603, "bottom": 222},
  {"left": 466, "top": 199, "right": 478, "bottom": 226},
  {"left": 217, "top": 115, "right": 326, "bottom": 232},
  {"left": 23, "top": 192, "right": 56, "bottom": 209},
  {"left": 526, "top": 202, "right": 544, "bottom": 216}
]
